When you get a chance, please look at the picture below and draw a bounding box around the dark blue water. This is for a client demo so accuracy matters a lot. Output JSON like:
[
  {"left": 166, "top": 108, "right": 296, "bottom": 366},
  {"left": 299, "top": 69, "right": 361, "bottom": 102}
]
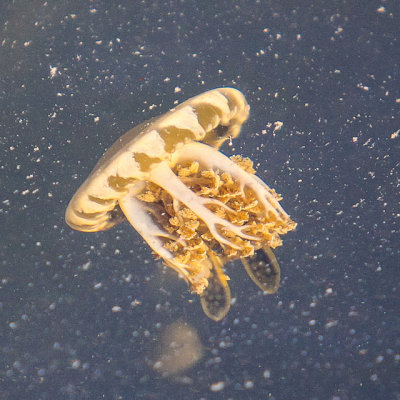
[{"left": 1, "top": 1, "right": 399, "bottom": 399}]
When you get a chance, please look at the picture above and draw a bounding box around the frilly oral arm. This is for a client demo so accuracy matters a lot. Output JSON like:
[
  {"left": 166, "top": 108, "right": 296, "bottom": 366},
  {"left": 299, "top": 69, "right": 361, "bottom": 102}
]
[
  {"left": 147, "top": 161, "right": 259, "bottom": 250},
  {"left": 119, "top": 190, "right": 178, "bottom": 261},
  {"left": 173, "top": 142, "right": 289, "bottom": 220}
]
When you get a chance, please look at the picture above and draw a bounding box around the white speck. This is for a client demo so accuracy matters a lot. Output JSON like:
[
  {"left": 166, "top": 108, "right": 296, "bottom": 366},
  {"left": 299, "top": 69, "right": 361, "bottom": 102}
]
[
  {"left": 370, "top": 373, "right": 378, "bottom": 382},
  {"left": 325, "top": 287, "right": 333, "bottom": 295},
  {"left": 94, "top": 116, "right": 100, "bottom": 123},
  {"left": 357, "top": 82, "right": 370, "bottom": 91},
  {"left": 71, "top": 360, "right": 81, "bottom": 369},
  {"left": 210, "top": 381, "right": 225, "bottom": 392},
  {"left": 49, "top": 66, "right": 58, "bottom": 78},
  {"left": 325, "top": 320, "right": 338, "bottom": 329},
  {"left": 273, "top": 121, "right": 283, "bottom": 133},
  {"left": 81, "top": 261, "right": 91, "bottom": 271},
  {"left": 112, "top": 306, "right": 122, "bottom": 312},
  {"left": 263, "top": 369, "right": 271, "bottom": 378},
  {"left": 244, "top": 380, "right": 254, "bottom": 389},
  {"left": 153, "top": 361, "right": 163, "bottom": 370},
  {"left": 174, "top": 87, "right": 181, "bottom": 93},
  {"left": 390, "top": 129, "right": 399, "bottom": 139},
  {"left": 348, "top": 310, "right": 359, "bottom": 317}
]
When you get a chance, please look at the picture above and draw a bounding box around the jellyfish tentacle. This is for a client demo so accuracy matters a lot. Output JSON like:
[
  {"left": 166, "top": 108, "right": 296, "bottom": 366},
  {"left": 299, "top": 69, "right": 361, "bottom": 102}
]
[
  {"left": 119, "top": 194, "right": 177, "bottom": 260},
  {"left": 200, "top": 197, "right": 238, "bottom": 214},
  {"left": 207, "top": 222, "right": 258, "bottom": 249},
  {"left": 148, "top": 162, "right": 259, "bottom": 249},
  {"left": 174, "top": 142, "right": 289, "bottom": 220}
]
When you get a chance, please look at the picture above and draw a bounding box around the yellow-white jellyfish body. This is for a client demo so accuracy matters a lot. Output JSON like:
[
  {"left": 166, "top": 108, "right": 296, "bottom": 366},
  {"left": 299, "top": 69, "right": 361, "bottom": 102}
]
[{"left": 65, "top": 88, "right": 296, "bottom": 321}]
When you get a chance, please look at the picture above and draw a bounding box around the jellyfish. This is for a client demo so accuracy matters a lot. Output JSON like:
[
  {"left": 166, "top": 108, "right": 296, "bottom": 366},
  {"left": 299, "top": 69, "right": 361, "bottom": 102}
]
[{"left": 65, "top": 88, "right": 296, "bottom": 321}]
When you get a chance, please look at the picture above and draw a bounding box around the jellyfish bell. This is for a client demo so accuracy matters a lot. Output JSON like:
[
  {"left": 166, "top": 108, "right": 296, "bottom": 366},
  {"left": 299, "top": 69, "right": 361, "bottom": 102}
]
[
  {"left": 65, "top": 87, "right": 296, "bottom": 321},
  {"left": 65, "top": 88, "right": 249, "bottom": 231}
]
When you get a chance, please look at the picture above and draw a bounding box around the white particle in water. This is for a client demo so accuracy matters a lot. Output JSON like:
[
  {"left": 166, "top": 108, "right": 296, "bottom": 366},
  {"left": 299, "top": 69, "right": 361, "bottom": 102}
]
[
  {"left": 244, "top": 380, "right": 254, "bottom": 389},
  {"left": 153, "top": 361, "right": 163, "bottom": 370},
  {"left": 325, "top": 320, "right": 338, "bottom": 329},
  {"left": 370, "top": 373, "right": 378, "bottom": 382},
  {"left": 210, "top": 381, "right": 225, "bottom": 392}
]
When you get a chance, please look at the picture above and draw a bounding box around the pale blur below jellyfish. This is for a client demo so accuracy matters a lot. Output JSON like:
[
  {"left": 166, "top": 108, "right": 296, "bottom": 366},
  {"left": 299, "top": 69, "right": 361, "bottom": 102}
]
[
  {"left": 152, "top": 322, "right": 203, "bottom": 377},
  {"left": 65, "top": 88, "right": 296, "bottom": 321}
]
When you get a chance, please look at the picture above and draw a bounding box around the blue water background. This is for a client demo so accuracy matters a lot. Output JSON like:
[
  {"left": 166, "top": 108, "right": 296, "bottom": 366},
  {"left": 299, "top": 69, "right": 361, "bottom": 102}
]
[{"left": 1, "top": 1, "right": 399, "bottom": 399}]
